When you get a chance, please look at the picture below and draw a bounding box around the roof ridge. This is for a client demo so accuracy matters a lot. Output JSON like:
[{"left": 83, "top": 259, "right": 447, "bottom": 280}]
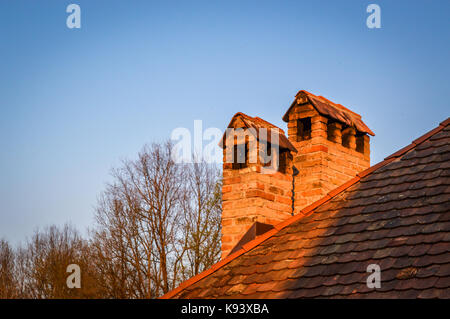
[
  {"left": 160, "top": 117, "right": 449, "bottom": 299},
  {"left": 384, "top": 117, "right": 449, "bottom": 160}
]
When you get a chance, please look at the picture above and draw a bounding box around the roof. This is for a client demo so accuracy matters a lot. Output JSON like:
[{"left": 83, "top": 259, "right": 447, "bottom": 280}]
[
  {"left": 282, "top": 90, "right": 375, "bottom": 136},
  {"left": 219, "top": 112, "right": 297, "bottom": 152},
  {"left": 162, "top": 117, "right": 450, "bottom": 299}
]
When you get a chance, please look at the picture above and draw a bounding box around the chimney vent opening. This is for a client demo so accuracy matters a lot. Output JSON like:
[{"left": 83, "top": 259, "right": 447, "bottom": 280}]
[
  {"left": 261, "top": 141, "right": 272, "bottom": 167},
  {"left": 297, "top": 118, "right": 312, "bottom": 142},
  {"left": 356, "top": 133, "right": 370, "bottom": 155},
  {"left": 232, "top": 143, "right": 248, "bottom": 170}
]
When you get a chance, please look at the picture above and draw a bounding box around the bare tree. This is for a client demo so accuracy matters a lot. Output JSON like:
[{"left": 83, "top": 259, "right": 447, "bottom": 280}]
[
  {"left": 129, "top": 142, "right": 187, "bottom": 295},
  {"left": 17, "top": 224, "right": 102, "bottom": 299},
  {"left": 181, "top": 161, "right": 222, "bottom": 279},
  {"left": 1, "top": 141, "right": 223, "bottom": 300},
  {"left": 90, "top": 180, "right": 154, "bottom": 298},
  {"left": 91, "top": 142, "right": 222, "bottom": 298},
  {"left": 92, "top": 142, "right": 188, "bottom": 297},
  {"left": 0, "top": 239, "right": 17, "bottom": 298}
]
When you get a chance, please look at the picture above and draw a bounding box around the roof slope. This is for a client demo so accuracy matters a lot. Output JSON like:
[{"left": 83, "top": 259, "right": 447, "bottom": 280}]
[
  {"left": 282, "top": 90, "right": 375, "bottom": 136},
  {"left": 163, "top": 118, "right": 450, "bottom": 299}
]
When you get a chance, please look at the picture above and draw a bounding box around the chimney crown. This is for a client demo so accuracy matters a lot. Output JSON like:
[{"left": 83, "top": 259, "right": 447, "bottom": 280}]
[{"left": 282, "top": 90, "right": 374, "bottom": 136}]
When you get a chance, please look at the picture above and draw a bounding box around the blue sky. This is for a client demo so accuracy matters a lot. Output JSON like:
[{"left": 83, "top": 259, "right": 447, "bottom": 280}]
[{"left": 0, "top": 0, "right": 449, "bottom": 245}]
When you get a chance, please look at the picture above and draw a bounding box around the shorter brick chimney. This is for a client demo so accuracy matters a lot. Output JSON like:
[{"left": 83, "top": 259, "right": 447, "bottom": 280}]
[{"left": 220, "top": 113, "right": 297, "bottom": 259}]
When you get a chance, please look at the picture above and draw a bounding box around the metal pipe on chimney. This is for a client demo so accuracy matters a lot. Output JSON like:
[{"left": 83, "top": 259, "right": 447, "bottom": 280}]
[{"left": 292, "top": 165, "right": 299, "bottom": 216}]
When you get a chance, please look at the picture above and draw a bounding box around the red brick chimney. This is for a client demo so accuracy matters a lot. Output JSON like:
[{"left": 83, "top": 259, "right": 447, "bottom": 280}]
[{"left": 220, "top": 91, "right": 374, "bottom": 258}]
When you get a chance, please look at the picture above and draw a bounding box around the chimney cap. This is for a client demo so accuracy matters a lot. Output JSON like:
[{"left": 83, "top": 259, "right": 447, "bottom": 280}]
[
  {"left": 282, "top": 90, "right": 375, "bottom": 136},
  {"left": 219, "top": 112, "right": 298, "bottom": 152}
]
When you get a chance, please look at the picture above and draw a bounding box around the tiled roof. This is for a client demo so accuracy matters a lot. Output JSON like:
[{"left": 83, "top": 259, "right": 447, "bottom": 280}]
[
  {"left": 163, "top": 118, "right": 450, "bottom": 299},
  {"left": 282, "top": 90, "right": 375, "bottom": 136},
  {"left": 219, "top": 112, "right": 297, "bottom": 152}
]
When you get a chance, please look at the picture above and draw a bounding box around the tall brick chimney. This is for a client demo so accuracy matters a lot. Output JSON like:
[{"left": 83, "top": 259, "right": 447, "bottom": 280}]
[
  {"left": 282, "top": 90, "right": 374, "bottom": 213},
  {"left": 220, "top": 91, "right": 374, "bottom": 259}
]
